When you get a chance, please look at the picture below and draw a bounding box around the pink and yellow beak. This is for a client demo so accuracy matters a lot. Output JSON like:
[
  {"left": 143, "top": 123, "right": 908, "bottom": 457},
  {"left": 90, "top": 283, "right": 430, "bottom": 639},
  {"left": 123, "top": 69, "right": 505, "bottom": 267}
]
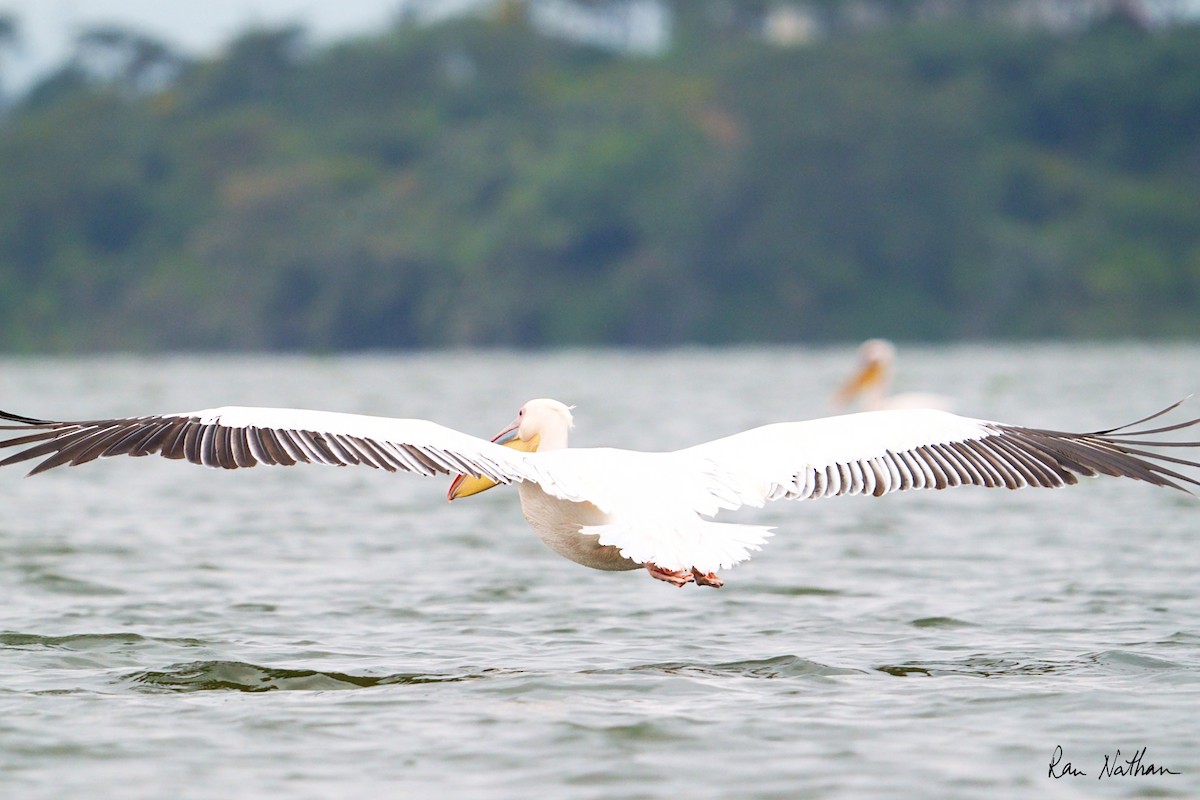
[{"left": 447, "top": 422, "right": 541, "bottom": 501}]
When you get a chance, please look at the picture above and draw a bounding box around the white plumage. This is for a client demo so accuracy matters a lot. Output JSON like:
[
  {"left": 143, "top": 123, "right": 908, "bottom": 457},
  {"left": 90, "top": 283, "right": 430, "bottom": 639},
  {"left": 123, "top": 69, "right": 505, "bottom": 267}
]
[{"left": 2, "top": 397, "right": 1198, "bottom": 588}]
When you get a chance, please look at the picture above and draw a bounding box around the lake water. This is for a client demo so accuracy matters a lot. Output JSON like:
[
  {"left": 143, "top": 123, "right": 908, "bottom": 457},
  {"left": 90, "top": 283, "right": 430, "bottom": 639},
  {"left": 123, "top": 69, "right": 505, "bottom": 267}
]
[{"left": 0, "top": 344, "right": 1198, "bottom": 799}]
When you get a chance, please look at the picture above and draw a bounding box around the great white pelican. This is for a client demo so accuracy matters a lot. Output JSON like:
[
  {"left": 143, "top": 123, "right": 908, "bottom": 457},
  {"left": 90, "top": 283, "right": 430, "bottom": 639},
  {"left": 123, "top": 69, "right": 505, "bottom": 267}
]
[
  {"left": 833, "top": 339, "right": 953, "bottom": 411},
  {"left": 2, "top": 398, "right": 1198, "bottom": 588}
]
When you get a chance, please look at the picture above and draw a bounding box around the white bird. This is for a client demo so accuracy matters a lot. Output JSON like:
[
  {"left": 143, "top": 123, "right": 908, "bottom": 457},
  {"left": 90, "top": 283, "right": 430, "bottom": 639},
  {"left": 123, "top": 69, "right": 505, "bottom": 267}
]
[
  {"left": 833, "top": 339, "right": 953, "bottom": 412},
  {"left": 2, "top": 398, "right": 1199, "bottom": 588}
]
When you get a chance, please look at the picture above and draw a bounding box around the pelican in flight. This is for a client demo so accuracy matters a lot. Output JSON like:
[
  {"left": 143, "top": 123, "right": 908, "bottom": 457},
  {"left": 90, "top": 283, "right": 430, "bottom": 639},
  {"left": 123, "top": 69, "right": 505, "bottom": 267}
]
[
  {"left": 2, "top": 398, "right": 1198, "bottom": 588},
  {"left": 833, "top": 339, "right": 953, "bottom": 411}
]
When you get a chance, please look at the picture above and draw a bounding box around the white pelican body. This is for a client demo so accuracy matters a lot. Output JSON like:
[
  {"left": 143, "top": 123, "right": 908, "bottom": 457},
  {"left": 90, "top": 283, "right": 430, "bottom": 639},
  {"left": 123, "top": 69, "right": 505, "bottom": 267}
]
[
  {"left": 516, "top": 480, "right": 633, "bottom": 571},
  {"left": 3, "top": 397, "right": 1199, "bottom": 588},
  {"left": 834, "top": 339, "right": 953, "bottom": 412}
]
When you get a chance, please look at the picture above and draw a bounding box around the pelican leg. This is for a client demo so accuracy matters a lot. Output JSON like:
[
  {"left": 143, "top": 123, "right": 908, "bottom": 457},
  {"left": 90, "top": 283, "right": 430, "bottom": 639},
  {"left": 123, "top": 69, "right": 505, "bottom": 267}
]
[
  {"left": 691, "top": 568, "right": 724, "bottom": 589},
  {"left": 645, "top": 563, "right": 695, "bottom": 587}
]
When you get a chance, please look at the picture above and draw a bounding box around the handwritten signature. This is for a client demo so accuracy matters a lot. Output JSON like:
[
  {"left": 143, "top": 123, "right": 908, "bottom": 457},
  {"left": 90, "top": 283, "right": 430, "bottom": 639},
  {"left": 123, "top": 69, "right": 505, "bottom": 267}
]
[{"left": 1049, "top": 746, "right": 1180, "bottom": 779}]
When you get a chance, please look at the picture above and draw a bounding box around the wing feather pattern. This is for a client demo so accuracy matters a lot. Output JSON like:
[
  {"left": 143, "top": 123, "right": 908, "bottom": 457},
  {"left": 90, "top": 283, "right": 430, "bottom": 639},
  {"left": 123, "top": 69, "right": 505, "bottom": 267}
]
[
  {"left": 683, "top": 405, "right": 1200, "bottom": 511},
  {"left": 4, "top": 401, "right": 1199, "bottom": 577},
  {"left": 0, "top": 406, "right": 540, "bottom": 486}
]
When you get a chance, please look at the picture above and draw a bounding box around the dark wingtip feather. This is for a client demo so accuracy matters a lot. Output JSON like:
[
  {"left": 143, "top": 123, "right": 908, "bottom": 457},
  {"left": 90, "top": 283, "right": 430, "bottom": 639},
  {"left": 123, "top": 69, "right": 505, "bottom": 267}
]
[
  {"left": 1001, "top": 398, "right": 1200, "bottom": 496},
  {"left": 0, "top": 409, "right": 56, "bottom": 427},
  {"left": 1090, "top": 397, "right": 1195, "bottom": 436}
]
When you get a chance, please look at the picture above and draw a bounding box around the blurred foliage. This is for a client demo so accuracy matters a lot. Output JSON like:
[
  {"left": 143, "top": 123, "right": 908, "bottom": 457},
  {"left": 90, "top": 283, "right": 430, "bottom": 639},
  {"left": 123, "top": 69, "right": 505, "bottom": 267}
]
[{"left": 0, "top": 9, "right": 1199, "bottom": 351}]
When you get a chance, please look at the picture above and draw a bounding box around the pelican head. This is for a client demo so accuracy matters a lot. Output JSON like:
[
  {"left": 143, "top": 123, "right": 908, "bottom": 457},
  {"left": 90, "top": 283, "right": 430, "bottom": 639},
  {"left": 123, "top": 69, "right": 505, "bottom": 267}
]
[
  {"left": 447, "top": 398, "right": 574, "bottom": 501},
  {"left": 833, "top": 338, "right": 895, "bottom": 409}
]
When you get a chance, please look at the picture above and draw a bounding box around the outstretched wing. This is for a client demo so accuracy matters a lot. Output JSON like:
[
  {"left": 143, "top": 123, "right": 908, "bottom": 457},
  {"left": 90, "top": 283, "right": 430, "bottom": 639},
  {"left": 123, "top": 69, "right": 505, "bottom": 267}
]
[
  {"left": 0, "top": 406, "right": 540, "bottom": 485},
  {"left": 682, "top": 402, "right": 1200, "bottom": 510}
]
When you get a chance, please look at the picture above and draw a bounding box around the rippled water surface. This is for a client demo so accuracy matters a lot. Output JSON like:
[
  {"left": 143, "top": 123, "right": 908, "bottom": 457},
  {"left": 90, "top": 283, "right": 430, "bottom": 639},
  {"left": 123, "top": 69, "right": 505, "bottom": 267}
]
[{"left": 1, "top": 344, "right": 1198, "bottom": 799}]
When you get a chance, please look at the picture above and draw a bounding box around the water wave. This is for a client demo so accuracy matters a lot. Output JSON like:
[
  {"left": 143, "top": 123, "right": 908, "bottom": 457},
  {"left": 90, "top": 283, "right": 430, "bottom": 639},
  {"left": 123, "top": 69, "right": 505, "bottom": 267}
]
[
  {"left": 0, "top": 631, "right": 206, "bottom": 650},
  {"left": 124, "top": 660, "right": 488, "bottom": 693},
  {"left": 21, "top": 571, "right": 124, "bottom": 596},
  {"left": 877, "top": 649, "right": 1187, "bottom": 678},
  {"left": 625, "top": 654, "right": 864, "bottom": 679},
  {"left": 909, "top": 616, "right": 976, "bottom": 628}
]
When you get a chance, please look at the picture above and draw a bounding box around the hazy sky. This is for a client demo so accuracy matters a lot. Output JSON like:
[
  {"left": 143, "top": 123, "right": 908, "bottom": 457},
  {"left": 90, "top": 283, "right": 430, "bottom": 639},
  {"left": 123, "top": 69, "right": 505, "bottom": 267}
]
[
  {"left": 0, "top": 0, "right": 487, "bottom": 90},
  {"left": 3, "top": 0, "right": 1199, "bottom": 92}
]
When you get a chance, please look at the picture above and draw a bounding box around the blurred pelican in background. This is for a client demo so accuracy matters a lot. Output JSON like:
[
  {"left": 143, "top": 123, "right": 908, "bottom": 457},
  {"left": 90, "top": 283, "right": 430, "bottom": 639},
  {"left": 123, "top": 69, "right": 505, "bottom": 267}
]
[{"left": 833, "top": 339, "right": 953, "bottom": 412}]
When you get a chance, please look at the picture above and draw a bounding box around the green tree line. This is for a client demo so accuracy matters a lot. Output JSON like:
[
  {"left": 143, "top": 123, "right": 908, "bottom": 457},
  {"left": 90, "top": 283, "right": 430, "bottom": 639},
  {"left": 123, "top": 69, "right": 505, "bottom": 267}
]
[{"left": 0, "top": 9, "right": 1198, "bottom": 351}]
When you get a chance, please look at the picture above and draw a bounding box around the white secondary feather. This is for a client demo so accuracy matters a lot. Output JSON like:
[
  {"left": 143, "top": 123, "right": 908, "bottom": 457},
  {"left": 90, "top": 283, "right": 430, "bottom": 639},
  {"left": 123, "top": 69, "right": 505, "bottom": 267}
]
[
  {"left": 682, "top": 409, "right": 997, "bottom": 505},
  {"left": 197, "top": 406, "right": 491, "bottom": 450},
  {"left": 189, "top": 405, "right": 541, "bottom": 482}
]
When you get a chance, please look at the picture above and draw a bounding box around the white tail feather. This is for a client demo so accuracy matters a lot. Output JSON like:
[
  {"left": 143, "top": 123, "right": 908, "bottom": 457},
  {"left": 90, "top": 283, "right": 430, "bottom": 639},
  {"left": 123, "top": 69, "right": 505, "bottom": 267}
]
[{"left": 585, "top": 521, "right": 773, "bottom": 573}]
